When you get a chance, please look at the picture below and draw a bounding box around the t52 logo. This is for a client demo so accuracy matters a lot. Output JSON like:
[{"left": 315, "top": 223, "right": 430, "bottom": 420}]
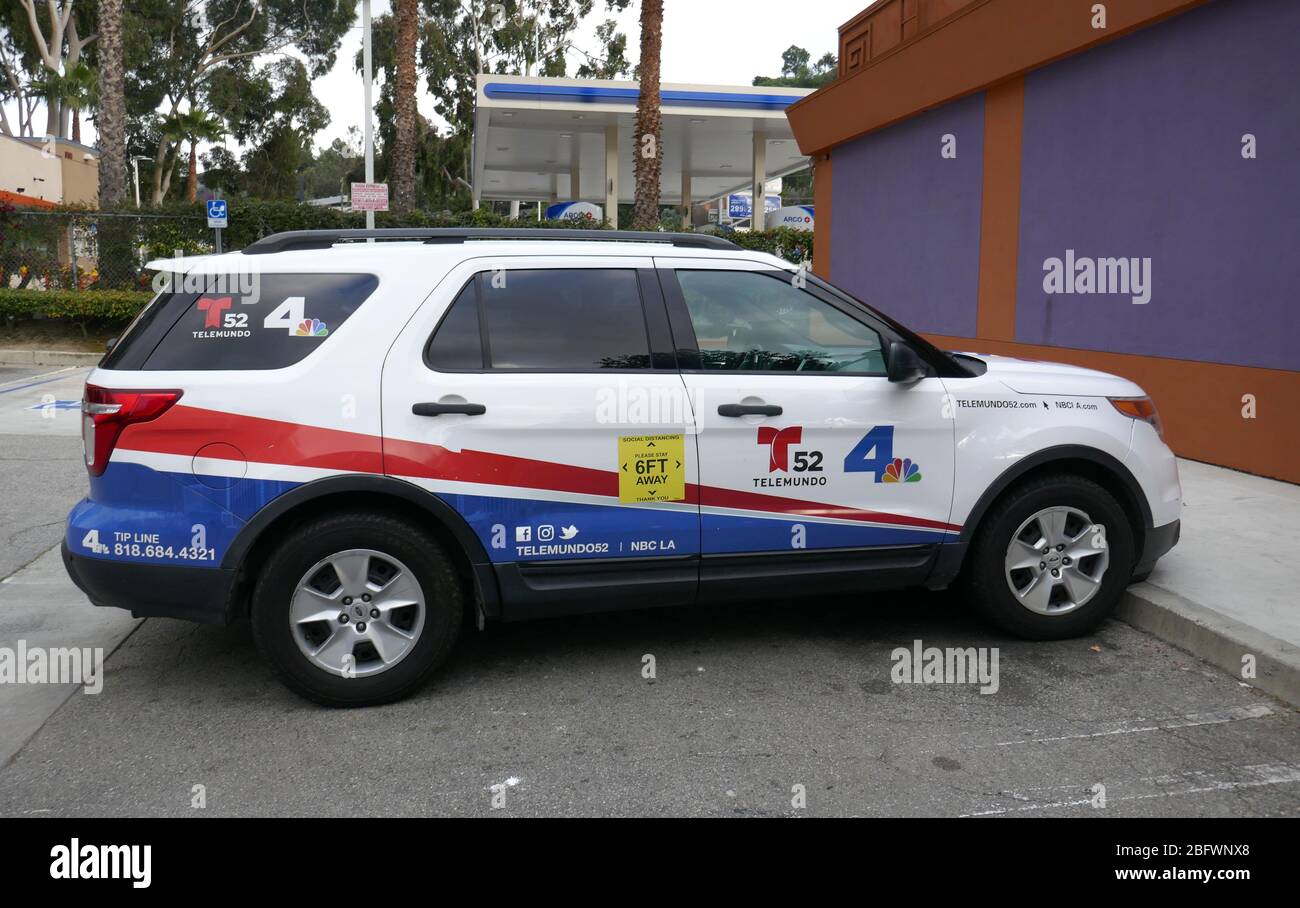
[
  {"left": 196, "top": 295, "right": 233, "bottom": 328},
  {"left": 757, "top": 426, "right": 823, "bottom": 473}
]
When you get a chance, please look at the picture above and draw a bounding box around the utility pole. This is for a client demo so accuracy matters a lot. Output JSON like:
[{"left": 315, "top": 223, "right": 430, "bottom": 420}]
[{"left": 362, "top": 0, "right": 376, "bottom": 232}]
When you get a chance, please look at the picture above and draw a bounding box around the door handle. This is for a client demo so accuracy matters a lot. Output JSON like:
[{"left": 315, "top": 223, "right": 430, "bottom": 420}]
[
  {"left": 412, "top": 401, "right": 486, "bottom": 416},
  {"left": 717, "top": 403, "right": 782, "bottom": 417}
]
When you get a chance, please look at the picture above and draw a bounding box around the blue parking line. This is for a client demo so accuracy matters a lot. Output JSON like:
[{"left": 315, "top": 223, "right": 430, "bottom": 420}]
[{"left": 0, "top": 373, "right": 77, "bottom": 395}]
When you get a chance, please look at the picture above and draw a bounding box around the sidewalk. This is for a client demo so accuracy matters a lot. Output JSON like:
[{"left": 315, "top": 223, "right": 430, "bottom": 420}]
[
  {"left": 0, "top": 547, "right": 140, "bottom": 767},
  {"left": 1118, "top": 459, "right": 1300, "bottom": 708}
]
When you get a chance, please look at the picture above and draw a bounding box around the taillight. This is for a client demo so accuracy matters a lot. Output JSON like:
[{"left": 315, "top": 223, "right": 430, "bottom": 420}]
[
  {"left": 82, "top": 385, "right": 183, "bottom": 476},
  {"left": 1108, "top": 396, "right": 1163, "bottom": 439}
]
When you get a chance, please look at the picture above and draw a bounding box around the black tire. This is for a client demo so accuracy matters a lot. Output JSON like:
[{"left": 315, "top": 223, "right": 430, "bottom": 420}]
[
  {"left": 965, "top": 474, "right": 1135, "bottom": 639},
  {"left": 250, "top": 510, "right": 464, "bottom": 707}
]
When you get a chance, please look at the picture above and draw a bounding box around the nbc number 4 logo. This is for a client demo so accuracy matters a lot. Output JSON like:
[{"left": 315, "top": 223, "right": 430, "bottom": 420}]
[{"left": 844, "top": 425, "right": 923, "bottom": 483}]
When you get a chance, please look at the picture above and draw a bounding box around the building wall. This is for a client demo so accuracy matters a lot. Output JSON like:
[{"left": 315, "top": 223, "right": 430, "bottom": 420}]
[
  {"left": 0, "top": 136, "right": 63, "bottom": 203},
  {"left": 54, "top": 140, "right": 100, "bottom": 205},
  {"left": 829, "top": 91, "right": 985, "bottom": 337},
  {"left": 1014, "top": 0, "right": 1299, "bottom": 372},
  {"left": 819, "top": 0, "right": 1299, "bottom": 483}
]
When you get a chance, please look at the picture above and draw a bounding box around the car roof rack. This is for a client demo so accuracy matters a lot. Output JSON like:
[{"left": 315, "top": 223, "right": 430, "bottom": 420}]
[{"left": 240, "top": 227, "right": 739, "bottom": 255}]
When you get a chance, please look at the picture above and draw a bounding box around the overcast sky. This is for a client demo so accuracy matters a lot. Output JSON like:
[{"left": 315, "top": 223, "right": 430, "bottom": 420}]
[{"left": 6, "top": 0, "right": 863, "bottom": 155}]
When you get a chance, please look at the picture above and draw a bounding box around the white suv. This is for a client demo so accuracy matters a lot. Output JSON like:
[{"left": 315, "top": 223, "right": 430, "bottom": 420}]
[{"left": 63, "top": 229, "right": 1181, "bottom": 706}]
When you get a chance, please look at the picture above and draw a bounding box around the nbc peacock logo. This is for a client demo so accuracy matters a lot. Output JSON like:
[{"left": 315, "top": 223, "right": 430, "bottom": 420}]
[
  {"left": 293, "top": 318, "right": 328, "bottom": 337},
  {"left": 882, "top": 457, "right": 922, "bottom": 483}
]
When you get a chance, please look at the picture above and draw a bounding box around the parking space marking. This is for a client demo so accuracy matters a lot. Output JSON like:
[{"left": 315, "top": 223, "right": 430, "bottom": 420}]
[
  {"left": 911, "top": 704, "right": 1277, "bottom": 755},
  {"left": 0, "top": 367, "right": 79, "bottom": 395},
  {"left": 961, "top": 762, "right": 1300, "bottom": 816},
  {"left": 0, "top": 368, "right": 91, "bottom": 437},
  {"left": 990, "top": 704, "right": 1274, "bottom": 748}
]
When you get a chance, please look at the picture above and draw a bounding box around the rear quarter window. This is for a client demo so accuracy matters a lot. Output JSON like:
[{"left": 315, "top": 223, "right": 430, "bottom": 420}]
[{"left": 103, "top": 273, "right": 378, "bottom": 371}]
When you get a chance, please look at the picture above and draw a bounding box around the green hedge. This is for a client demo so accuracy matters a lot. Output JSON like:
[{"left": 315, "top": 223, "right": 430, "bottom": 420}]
[{"left": 0, "top": 288, "right": 153, "bottom": 322}]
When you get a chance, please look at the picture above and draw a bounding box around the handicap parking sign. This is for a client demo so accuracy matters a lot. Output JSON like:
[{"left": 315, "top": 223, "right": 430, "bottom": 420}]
[{"left": 206, "top": 199, "right": 228, "bottom": 228}]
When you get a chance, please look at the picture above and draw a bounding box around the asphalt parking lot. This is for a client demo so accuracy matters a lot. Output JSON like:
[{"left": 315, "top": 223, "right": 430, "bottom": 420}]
[{"left": 1, "top": 368, "right": 1297, "bottom": 817}]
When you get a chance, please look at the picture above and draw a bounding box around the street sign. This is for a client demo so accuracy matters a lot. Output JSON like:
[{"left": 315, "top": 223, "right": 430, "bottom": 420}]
[
  {"left": 205, "top": 199, "right": 228, "bottom": 228},
  {"left": 351, "top": 182, "right": 389, "bottom": 212}
]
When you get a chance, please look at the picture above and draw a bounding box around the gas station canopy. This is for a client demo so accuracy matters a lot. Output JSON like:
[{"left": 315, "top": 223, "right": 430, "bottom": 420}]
[{"left": 472, "top": 75, "right": 814, "bottom": 228}]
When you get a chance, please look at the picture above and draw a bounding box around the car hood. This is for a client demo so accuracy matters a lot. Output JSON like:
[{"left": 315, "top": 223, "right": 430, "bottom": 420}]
[{"left": 956, "top": 353, "right": 1146, "bottom": 397}]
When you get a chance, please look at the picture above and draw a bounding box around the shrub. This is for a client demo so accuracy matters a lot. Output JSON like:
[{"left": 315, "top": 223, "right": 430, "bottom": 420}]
[{"left": 0, "top": 288, "right": 153, "bottom": 323}]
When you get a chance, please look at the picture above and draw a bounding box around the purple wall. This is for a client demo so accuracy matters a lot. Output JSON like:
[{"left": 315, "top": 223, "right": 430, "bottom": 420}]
[
  {"left": 830, "top": 92, "right": 985, "bottom": 337},
  {"left": 1015, "top": 0, "right": 1300, "bottom": 372}
]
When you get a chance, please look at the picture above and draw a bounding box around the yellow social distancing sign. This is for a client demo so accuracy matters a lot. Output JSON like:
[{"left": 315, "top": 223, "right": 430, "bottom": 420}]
[{"left": 618, "top": 434, "right": 685, "bottom": 503}]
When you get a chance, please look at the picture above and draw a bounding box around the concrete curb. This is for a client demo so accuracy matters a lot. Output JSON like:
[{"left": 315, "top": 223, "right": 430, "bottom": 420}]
[
  {"left": 1118, "top": 583, "right": 1300, "bottom": 709},
  {"left": 0, "top": 349, "right": 101, "bottom": 367}
]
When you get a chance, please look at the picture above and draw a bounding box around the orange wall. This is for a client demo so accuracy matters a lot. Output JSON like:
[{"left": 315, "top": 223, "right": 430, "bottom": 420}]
[
  {"left": 812, "top": 153, "right": 833, "bottom": 279},
  {"left": 790, "top": 0, "right": 1207, "bottom": 156}
]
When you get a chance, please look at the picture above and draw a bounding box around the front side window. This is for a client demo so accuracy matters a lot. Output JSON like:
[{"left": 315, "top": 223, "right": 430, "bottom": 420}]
[
  {"left": 426, "top": 268, "right": 652, "bottom": 371},
  {"left": 676, "top": 269, "right": 885, "bottom": 373}
]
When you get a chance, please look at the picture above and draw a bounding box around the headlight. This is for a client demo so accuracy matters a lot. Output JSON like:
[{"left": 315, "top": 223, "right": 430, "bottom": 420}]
[{"left": 1108, "top": 396, "right": 1163, "bottom": 439}]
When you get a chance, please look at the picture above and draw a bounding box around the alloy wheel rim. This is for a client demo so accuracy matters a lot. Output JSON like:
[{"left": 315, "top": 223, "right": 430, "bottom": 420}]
[
  {"left": 1004, "top": 506, "right": 1110, "bottom": 616},
  {"left": 289, "top": 548, "right": 426, "bottom": 678}
]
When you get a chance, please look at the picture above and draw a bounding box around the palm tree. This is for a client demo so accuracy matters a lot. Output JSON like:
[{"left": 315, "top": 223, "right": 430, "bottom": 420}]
[
  {"left": 173, "top": 108, "right": 225, "bottom": 203},
  {"left": 64, "top": 61, "right": 98, "bottom": 144},
  {"left": 391, "top": 0, "right": 420, "bottom": 212},
  {"left": 631, "top": 0, "right": 663, "bottom": 230},
  {"left": 28, "top": 60, "right": 98, "bottom": 143},
  {"left": 96, "top": 0, "right": 129, "bottom": 206}
]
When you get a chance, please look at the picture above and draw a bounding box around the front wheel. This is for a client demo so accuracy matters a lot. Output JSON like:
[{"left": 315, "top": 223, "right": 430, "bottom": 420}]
[
  {"left": 251, "top": 511, "right": 464, "bottom": 707},
  {"left": 966, "top": 474, "right": 1135, "bottom": 639}
]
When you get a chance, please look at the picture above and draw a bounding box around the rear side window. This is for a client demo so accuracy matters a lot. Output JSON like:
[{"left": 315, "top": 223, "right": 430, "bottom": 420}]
[
  {"left": 103, "top": 273, "right": 378, "bottom": 371},
  {"left": 424, "top": 269, "right": 652, "bottom": 371},
  {"left": 425, "top": 281, "right": 484, "bottom": 370}
]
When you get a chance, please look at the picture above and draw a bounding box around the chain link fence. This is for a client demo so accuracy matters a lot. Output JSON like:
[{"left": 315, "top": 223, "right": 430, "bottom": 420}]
[
  {"left": 0, "top": 203, "right": 815, "bottom": 294},
  {"left": 0, "top": 209, "right": 209, "bottom": 292}
]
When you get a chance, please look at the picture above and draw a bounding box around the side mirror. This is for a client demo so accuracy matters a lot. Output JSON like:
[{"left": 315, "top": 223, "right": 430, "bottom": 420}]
[{"left": 886, "top": 341, "right": 927, "bottom": 384}]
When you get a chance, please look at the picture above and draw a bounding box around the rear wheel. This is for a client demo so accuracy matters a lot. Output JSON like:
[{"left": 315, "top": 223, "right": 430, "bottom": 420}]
[
  {"left": 251, "top": 511, "right": 463, "bottom": 707},
  {"left": 966, "top": 475, "right": 1135, "bottom": 639}
]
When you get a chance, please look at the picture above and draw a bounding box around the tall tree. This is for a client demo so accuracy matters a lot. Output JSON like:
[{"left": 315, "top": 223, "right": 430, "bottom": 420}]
[
  {"left": 127, "top": 0, "right": 353, "bottom": 203},
  {"left": 391, "top": 0, "right": 419, "bottom": 212},
  {"left": 95, "top": 0, "right": 126, "bottom": 204},
  {"left": 416, "top": 0, "right": 631, "bottom": 210},
  {"left": 0, "top": 26, "right": 41, "bottom": 136},
  {"left": 753, "top": 45, "right": 836, "bottom": 88},
  {"left": 630, "top": 0, "right": 662, "bottom": 230},
  {"left": 13, "top": 0, "right": 97, "bottom": 138}
]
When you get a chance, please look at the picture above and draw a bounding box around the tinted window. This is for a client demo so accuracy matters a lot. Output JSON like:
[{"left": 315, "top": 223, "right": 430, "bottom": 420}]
[
  {"left": 425, "top": 281, "right": 484, "bottom": 370},
  {"left": 676, "top": 270, "right": 885, "bottom": 373},
  {"left": 110, "top": 273, "right": 378, "bottom": 371},
  {"left": 479, "top": 269, "right": 651, "bottom": 370}
]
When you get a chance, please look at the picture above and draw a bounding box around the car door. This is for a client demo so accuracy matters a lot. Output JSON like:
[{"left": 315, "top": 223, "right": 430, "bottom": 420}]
[
  {"left": 381, "top": 255, "right": 700, "bottom": 614},
  {"left": 655, "top": 257, "right": 956, "bottom": 598}
]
